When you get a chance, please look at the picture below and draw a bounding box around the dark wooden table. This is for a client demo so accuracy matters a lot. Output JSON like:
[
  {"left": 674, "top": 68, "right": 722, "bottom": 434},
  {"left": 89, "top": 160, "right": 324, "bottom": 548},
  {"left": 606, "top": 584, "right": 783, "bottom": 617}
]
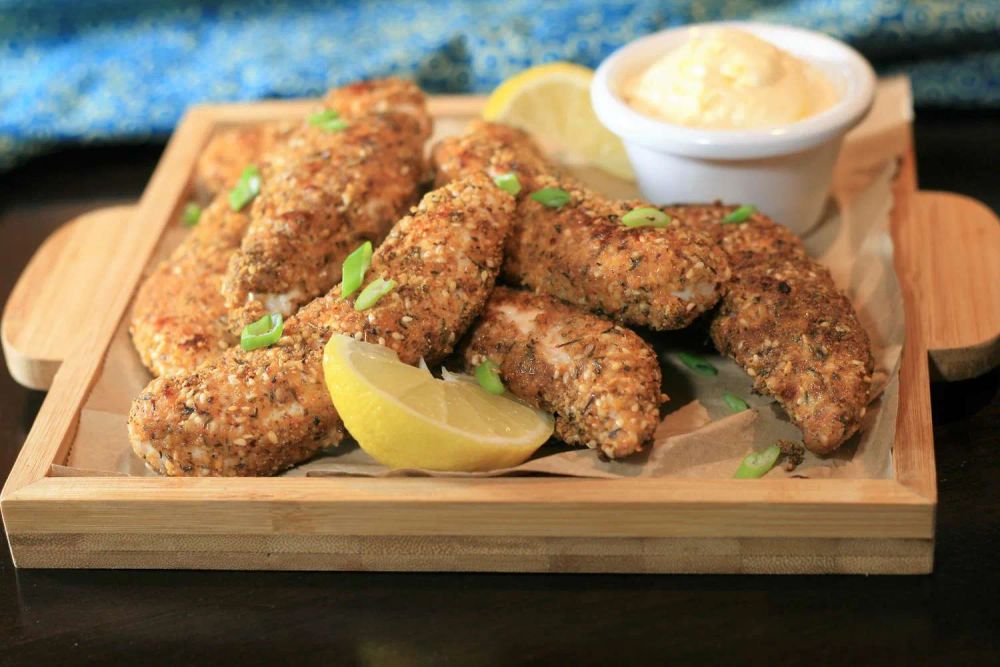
[{"left": 1, "top": 111, "right": 997, "bottom": 665}]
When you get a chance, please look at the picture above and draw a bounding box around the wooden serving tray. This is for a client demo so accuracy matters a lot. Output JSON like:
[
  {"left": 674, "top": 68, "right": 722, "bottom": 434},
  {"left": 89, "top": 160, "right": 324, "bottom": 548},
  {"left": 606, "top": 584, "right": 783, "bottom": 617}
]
[{"left": 2, "top": 96, "right": 999, "bottom": 574}]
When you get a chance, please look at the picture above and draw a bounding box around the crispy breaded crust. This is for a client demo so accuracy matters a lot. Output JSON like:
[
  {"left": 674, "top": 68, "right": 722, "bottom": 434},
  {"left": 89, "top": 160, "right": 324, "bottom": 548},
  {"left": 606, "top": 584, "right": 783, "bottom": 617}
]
[
  {"left": 507, "top": 175, "right": 730, "bottom": 329},
  {"left": 130, "top": 80, "right": 430, "bottom": 378},
  {"left": 668, "top": 204, "right": 875, "bottom": 454},
  {"left": 129, "top": 199, "right": 249, "bottom": 377},
  {"left": 222, "top": 110, "right": 429, "bottom": 332},
  {"left": 192, "top": 122, "right": 296, "bottom": 199},
  {"left": 431, "top": 120, "right": 554, "bottom": 189},
  {"left": 324, "top": 78, "right": 433, "bottom": 138},
  {"left": 223, "top": 79, "right": 432, "bottom": 333},
  {"left": 431, "top": 122, "right": 731, "bottom": 330},
  {"left": 128, "top": 175, "right": 514, "bottom": 476},
  {"left": 461, "top": 287, "right": 663, "bottom": 458}
]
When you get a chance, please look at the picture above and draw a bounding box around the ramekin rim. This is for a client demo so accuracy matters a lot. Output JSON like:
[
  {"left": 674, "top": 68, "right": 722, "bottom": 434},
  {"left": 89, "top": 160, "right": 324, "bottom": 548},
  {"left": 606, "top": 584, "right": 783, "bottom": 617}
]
[{"left": 591, "top": 21, "right": 877, "bottom": 160}]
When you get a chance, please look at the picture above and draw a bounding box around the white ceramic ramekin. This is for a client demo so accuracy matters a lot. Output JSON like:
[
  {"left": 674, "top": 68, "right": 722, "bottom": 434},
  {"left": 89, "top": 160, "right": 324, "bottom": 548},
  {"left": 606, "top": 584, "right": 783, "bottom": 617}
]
[{"left": 591, "top": 22, "right": 876, "bottom": 234}]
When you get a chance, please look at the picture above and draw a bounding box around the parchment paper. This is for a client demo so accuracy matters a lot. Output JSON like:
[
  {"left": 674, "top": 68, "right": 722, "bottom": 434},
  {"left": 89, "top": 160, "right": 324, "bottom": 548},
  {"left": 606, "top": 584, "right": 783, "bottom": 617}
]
[{"left": 63, "top": 77, "right": 912, "bottom": 481}]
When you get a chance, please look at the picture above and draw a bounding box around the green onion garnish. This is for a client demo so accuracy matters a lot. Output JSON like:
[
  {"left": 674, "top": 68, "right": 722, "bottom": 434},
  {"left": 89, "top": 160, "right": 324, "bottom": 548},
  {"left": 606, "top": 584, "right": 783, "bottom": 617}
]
[
  {"left": 229, "top": 164, "right": 261, "bottom": 212},
  {"left": 240, "top": 312, "right": 284, "bottom": 351},
  {"left": 678, "top": 352, "right": 718, "bottom": 376},
  {"left": 341, "top": 240, "right": 373, "bottom": 299},
  {"left": 309, "top": 109, "right": 349, "bottom": 133},
  {"left": 494, "top": 172, "right": 522, "bottom": 196},
  {"left": 475, "top": 359, "right": 505, "bottom": 395},
  {"left": 722, "top": 204, "right": 756, "bottom": 224},
  {"left": 734, "top": 444, "right": 782, "bottom": 479},
  {"left": 182, "top": 202, "right": 202, "bottom": 227},
  {"left": 354, "top": 277, "right": 396, "bottom": 311},
  {"left": 621, "top": 206, "right": 671, "bottom": 228},
  {"left": 530, "top": 187, "right": 571, "bottom": 209},
  {"left": 723, "top": 392, "right": 749, "bottom": 413}
]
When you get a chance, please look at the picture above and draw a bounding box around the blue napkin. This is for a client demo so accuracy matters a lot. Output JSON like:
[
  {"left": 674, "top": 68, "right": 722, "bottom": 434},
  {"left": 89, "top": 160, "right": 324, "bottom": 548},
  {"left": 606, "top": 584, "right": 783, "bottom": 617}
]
[{"left": 2, "top": 0, "right": 997, "bottom": 168}]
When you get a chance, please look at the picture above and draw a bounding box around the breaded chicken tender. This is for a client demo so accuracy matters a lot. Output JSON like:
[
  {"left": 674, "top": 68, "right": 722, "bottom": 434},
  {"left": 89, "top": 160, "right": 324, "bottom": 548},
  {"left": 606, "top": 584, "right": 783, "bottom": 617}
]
[
  {"left": 507, "top": 176, "right": 731, "bottom": 330},
  {"left": 130, "top": 199, "right": 251, "bottom": 377},
  {"left": 128, "top": 175, "right": 514, "bottom": 476},
  {"left": 668, "top": 204, "right": 874, "bottom": 454},
  {"left": 324, "top": 78, "right": 433, "bottom": 138},
  {"left": 431, "top": 120, "right": 553, "bottom": 189},
  {"left": 460, "top": 287, "right": 663, "bottom": 458},
  {"left": 130, "top": 79, "right": 428, "bottom": 377},
  {"left": 192, "top": 78, "right": 429, "bottom": 199},
  {"left": 222, "top": 111, "right": 429, "bottom": 332},
  {"left": 192, "top": 123, "right": 296, "bottom": 199},
  {"left": 431, "top": 121, "right": 731, "bottom": 330},
  {"left": 223, "top": 80, "right": 431, "bottom": 333}
]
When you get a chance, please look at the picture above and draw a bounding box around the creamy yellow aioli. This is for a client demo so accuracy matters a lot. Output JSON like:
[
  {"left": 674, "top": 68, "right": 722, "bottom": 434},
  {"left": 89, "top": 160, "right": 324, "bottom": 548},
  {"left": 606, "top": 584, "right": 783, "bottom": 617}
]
[{"left": 627, "top": 28, "right": 838, "bottom": 129}]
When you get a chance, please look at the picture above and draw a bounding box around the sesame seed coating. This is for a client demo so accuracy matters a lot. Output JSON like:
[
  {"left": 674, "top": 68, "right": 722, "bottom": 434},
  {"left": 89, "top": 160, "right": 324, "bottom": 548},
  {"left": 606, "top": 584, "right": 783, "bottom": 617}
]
[
  {"left": 323, "top": 78, "right": 434, "bottom": 138},
  {"left": 192, "top": 122, "right": 296, "bottom": 200},
  {"left": 223, "top": 79, "right": 431, "bottom": 333},
  {"left": 432, "top": 120, "right": 553, "bottom": 191},
  {"left": 128, "top": 175, "right": 514, "bottom": 476},
  {"left": 668, "top": 203, "right": 875, "bottom": 454},
  {"left": 508, "top": 176, "right": 731, "bottom": 330},
  {"left": 460, "top": 287, "right": 664, "bottom": 459},
  {"left": 431, "top": 121, "right": 731, "bottom": 330},
  {"left": 129, "top": 197, "right": 250, "bottom": 377},
  {"left": 129, "top": 79, "right": 429, "bottom": 378}
]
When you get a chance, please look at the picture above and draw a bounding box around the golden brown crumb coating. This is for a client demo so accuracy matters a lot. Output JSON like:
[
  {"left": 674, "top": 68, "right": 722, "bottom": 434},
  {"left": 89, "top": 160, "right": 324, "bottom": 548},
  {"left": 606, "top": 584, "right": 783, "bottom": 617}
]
[
  {"left": 431, "top": 121, "right": 730, "bottom": 330},
  {"left": 129, "top": 199, "right": 250, "bottom": 377},
  {"left": 667, "top": 203, "right": 875, "bottom": 454},
  {"left": 221, "top": 110, "right": 429, "bottom": 333},
  {"left": 192, "top": 122, "right": 296, "bottom": 199},
  {"left": 506, "top": 176, "right": 731, "bottom": 330},
  {"left": 130, "top": 79, "right": 430, "bottom": 378},
  {"left": 460, "top": 287, "right": 664, "bottom": 458},
  {"left": 324, "top": 78, "right": 433, "bottom": 138},
  {"left": 222, "top": 79, "right": 431, "bottom": 333},
  {"left": 431, "top": 120, "right": 555, "bottom": 189},
  {"left": 128, "top": 175, "right": 514, "bottom": 476}
]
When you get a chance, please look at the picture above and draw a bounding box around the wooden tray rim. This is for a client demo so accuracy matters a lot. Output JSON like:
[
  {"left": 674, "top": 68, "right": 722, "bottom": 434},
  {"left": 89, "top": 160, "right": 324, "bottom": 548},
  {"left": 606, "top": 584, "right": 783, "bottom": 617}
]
[{"left": 0, "top": 96, "right": 937, "bottom": 558}]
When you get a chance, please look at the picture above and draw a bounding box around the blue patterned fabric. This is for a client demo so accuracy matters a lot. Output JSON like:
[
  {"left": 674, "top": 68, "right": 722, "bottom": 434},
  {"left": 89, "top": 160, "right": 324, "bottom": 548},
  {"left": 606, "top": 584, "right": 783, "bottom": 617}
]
[{"left": 2, "top": 0, "right": 998, "bottom": 168}]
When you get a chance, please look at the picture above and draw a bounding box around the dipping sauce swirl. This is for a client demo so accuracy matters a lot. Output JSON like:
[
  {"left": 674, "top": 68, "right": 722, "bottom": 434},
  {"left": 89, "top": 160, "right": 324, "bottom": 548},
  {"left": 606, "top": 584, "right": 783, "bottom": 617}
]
[{"left": 626, "top": 28, "right": 838, "bottom": 130}]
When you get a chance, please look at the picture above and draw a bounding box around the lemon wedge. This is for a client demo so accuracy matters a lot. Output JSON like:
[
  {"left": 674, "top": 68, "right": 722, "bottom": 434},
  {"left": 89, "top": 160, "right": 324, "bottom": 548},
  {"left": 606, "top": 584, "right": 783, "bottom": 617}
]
[
  {"left": 322, "top": 335, "right": 554, "bottom": 471},
  {"left": 483, "top": 62, "right": 634, "bottom": 180}
]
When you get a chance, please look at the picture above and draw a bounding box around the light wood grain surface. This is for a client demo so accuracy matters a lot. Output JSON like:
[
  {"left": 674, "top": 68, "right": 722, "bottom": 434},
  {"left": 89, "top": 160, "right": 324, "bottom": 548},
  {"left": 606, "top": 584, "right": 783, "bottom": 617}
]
[
  {"left": 6, "top": 532, "right": 933, "bottom": 574},
  {"left": 913, "top": 191, "right": 1000, "bottom": 380},
  {"left": 2, "top": 206, "right": 135, "bottom": 390}
]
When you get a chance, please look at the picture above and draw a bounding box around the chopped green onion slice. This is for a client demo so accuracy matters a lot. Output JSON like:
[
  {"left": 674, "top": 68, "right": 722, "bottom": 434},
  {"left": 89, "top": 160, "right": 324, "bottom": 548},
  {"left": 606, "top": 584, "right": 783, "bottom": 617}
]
[
  {"left": 240, "top": 312, "right": 284, "bottom": 351},
  {"left": 530, "top": 187, "right": 571, "bottom": 208},
  {"left": 723, "top": 392, "right": 749, "bottom": 413},
  {"left": 734, "top": 444, "right": 782, "bottom": 479},
  {"left": 309, "top": 109, "right": 338, "bottom": 124},
  {"left": 229, "top": 164, "right": 261, "bottom": 212},
  {"left": 182, "top": 202, "right": 202, "bottom": 227},
  {"left": 341, "top": 241, "right": 373, "bottom": 299},
  {"left": 494, "top": 172, "right": 522, "bottom": 196},
  {"left": 621, "top": 206, "right": 671, "bottom": 228},
  {"left": 678, "top": 352, "right": 718, "bottom": 376},
  {"left": 354, "top": 277, "right": 397, "bottom": 311},
  {"left": 722, "top": 204, "right": 756, "bottom": 224},
  {"left": 309, "top": 109, "right": 349, "bottom": 132},
  {"left": 475, "top": 359, "right": 505, "bottom": 395}
]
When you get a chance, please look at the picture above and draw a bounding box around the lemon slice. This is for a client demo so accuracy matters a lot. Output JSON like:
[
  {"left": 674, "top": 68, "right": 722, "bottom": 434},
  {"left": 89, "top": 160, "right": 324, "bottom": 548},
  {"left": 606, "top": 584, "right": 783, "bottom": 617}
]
[
  {"left": 323, "top": 335, "right": 554, "bottom": 471},
  {"left": 483, "top": 62, "right": 634, "bottom": 180}
]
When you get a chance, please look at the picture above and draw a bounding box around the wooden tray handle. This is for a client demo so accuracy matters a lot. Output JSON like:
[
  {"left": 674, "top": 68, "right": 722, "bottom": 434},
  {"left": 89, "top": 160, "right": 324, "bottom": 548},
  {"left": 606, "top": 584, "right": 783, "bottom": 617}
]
[
  {"left": 910, "top": 191, "right": 1000, "bottom": 381},
  {"left": 2, "top": 206, "right": 136, "bottom": 390},
  {"left": 3, "top": 195, "right": 998, "bottom": 390}
]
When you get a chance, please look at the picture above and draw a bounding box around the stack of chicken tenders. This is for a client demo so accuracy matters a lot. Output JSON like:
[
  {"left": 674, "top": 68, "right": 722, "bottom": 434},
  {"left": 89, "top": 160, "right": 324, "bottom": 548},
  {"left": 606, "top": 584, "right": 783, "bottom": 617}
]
[{"left": 127, "top": 79, "right": 874, "bottom": 477}]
